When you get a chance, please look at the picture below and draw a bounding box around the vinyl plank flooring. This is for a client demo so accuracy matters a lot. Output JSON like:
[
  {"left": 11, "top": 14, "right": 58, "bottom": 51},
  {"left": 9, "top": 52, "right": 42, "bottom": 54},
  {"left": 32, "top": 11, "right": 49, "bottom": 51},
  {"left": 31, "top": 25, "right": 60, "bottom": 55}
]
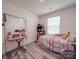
[{"left": 3, "top": 42, "right": 62, "bottom": 59}]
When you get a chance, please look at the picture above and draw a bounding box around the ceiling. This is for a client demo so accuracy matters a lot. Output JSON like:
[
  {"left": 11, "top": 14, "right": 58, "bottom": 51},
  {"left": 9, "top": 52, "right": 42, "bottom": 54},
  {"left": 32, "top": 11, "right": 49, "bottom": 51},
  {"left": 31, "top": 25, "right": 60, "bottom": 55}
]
[{"left": 6, "top": 0, "right": 76, "bottom": 16}]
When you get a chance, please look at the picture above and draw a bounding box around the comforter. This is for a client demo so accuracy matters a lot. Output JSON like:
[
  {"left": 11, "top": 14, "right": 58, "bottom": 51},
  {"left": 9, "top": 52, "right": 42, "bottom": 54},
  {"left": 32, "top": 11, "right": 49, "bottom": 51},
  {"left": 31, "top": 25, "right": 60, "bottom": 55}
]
[{"left": 37, "top": 34, "right": 75, "bottom": 53}]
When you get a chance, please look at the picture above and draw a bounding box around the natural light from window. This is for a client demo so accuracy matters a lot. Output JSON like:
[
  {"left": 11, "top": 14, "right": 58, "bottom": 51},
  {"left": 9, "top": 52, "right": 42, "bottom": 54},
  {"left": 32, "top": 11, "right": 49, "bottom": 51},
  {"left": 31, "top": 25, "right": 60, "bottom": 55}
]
[{"left": 48, "top": 16, "right": 60, "bottom": 34}]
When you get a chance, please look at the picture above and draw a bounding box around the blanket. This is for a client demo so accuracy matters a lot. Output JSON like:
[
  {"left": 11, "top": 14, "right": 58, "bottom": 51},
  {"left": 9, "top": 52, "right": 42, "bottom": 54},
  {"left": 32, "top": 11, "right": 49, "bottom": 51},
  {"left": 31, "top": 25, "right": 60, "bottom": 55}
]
[{"left": 37, "top": 34, "right": 75, "bottom": 53}]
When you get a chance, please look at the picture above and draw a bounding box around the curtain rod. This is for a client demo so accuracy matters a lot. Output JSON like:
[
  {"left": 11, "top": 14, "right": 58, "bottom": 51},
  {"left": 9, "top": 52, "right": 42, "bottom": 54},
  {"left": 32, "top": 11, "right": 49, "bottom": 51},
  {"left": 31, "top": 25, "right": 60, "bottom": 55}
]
[{"left": 4, "top": 13, "right": 25, "bottom": 19}]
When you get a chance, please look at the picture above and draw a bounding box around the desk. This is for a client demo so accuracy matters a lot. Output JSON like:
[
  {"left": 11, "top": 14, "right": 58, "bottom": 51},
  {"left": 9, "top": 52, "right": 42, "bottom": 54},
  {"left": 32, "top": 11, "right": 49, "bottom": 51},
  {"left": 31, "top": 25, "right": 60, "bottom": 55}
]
[{"left": 6, "top": 36, "right": 27, "bottom": 56}]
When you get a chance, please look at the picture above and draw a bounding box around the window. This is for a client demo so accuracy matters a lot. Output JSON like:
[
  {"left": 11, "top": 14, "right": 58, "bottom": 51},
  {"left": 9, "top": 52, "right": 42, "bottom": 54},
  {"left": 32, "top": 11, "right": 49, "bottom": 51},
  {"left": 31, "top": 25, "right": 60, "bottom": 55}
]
[{"left": 48, "top": 16, "right": 60, "bottom": 34}]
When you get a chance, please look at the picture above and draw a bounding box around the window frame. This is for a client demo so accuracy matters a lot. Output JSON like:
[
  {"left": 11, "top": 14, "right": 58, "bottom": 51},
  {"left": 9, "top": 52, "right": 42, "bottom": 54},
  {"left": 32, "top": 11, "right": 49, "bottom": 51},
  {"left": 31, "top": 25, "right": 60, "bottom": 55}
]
[{"left": 47, "top": 16, "right": 60, "bottom": 34}]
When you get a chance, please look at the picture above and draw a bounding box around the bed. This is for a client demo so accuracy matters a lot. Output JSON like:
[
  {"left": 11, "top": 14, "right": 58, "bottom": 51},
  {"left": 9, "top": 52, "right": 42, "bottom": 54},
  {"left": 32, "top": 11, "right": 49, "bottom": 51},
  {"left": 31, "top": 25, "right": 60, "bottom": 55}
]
[{"left": 37, "top": 33, "right": 76, "bottom": 53}]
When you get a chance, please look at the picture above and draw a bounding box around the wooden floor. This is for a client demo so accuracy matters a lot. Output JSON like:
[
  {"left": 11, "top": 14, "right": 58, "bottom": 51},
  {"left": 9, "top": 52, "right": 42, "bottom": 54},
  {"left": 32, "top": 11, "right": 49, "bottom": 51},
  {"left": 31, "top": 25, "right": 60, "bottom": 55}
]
[{"left": 3, "top": 42, "right": 63, "bottom": 59}]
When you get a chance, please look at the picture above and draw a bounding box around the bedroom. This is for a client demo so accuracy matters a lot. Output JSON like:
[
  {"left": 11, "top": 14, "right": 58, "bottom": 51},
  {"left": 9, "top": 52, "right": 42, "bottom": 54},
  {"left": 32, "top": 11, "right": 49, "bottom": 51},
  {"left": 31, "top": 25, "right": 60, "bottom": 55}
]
[{"left": 2, "top": 0, "right": 76, "bottom": 59}]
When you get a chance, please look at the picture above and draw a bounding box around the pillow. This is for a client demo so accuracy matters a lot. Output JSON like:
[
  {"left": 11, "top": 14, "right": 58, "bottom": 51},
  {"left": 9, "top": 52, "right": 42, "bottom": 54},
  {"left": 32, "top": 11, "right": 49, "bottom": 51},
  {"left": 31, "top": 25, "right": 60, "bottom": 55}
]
[
  {"left": 68, "top": 34, "right": 76, "bottom": 42},
  {"left": 62, "top": 32, "right": 70, "bottom": 40},
  {"left": 54, "top": 33, "right": 62, "bottom": 37}
]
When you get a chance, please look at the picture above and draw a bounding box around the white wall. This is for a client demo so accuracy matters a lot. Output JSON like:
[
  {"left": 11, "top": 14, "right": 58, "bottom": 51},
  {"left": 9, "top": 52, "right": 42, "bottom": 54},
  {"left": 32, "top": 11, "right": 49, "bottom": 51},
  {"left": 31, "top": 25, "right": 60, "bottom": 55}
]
[
  {"left": 39, "top": 6, "right": 76, "bottom": 34},
  {"left": 2, "top": 1, "right": 38, "bottom": 53}
]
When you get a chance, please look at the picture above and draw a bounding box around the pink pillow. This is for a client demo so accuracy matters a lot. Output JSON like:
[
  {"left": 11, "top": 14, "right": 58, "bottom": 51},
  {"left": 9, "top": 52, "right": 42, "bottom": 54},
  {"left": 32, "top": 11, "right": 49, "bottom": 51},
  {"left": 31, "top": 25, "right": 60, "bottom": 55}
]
[{"left": 54, "top": 33, "right": 62, "bottom": 37}]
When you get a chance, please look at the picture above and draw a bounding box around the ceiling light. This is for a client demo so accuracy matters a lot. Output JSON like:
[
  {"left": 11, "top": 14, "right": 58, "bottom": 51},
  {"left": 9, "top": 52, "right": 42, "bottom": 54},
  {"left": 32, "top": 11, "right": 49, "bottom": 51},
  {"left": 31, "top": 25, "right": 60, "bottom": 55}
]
[
  {"left": 49, "top": 8, "right": 52, "bottom": 10},
  {"left": 40, "top": 0, "right": 44, "bottom": 2}
]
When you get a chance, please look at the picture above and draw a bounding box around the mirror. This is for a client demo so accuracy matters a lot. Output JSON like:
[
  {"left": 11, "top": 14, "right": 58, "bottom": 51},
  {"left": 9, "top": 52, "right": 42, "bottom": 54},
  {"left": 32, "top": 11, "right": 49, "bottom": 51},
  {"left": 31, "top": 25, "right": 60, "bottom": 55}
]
[{"left": 4, "top": 13, "right": 26, "bottom": 34}]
